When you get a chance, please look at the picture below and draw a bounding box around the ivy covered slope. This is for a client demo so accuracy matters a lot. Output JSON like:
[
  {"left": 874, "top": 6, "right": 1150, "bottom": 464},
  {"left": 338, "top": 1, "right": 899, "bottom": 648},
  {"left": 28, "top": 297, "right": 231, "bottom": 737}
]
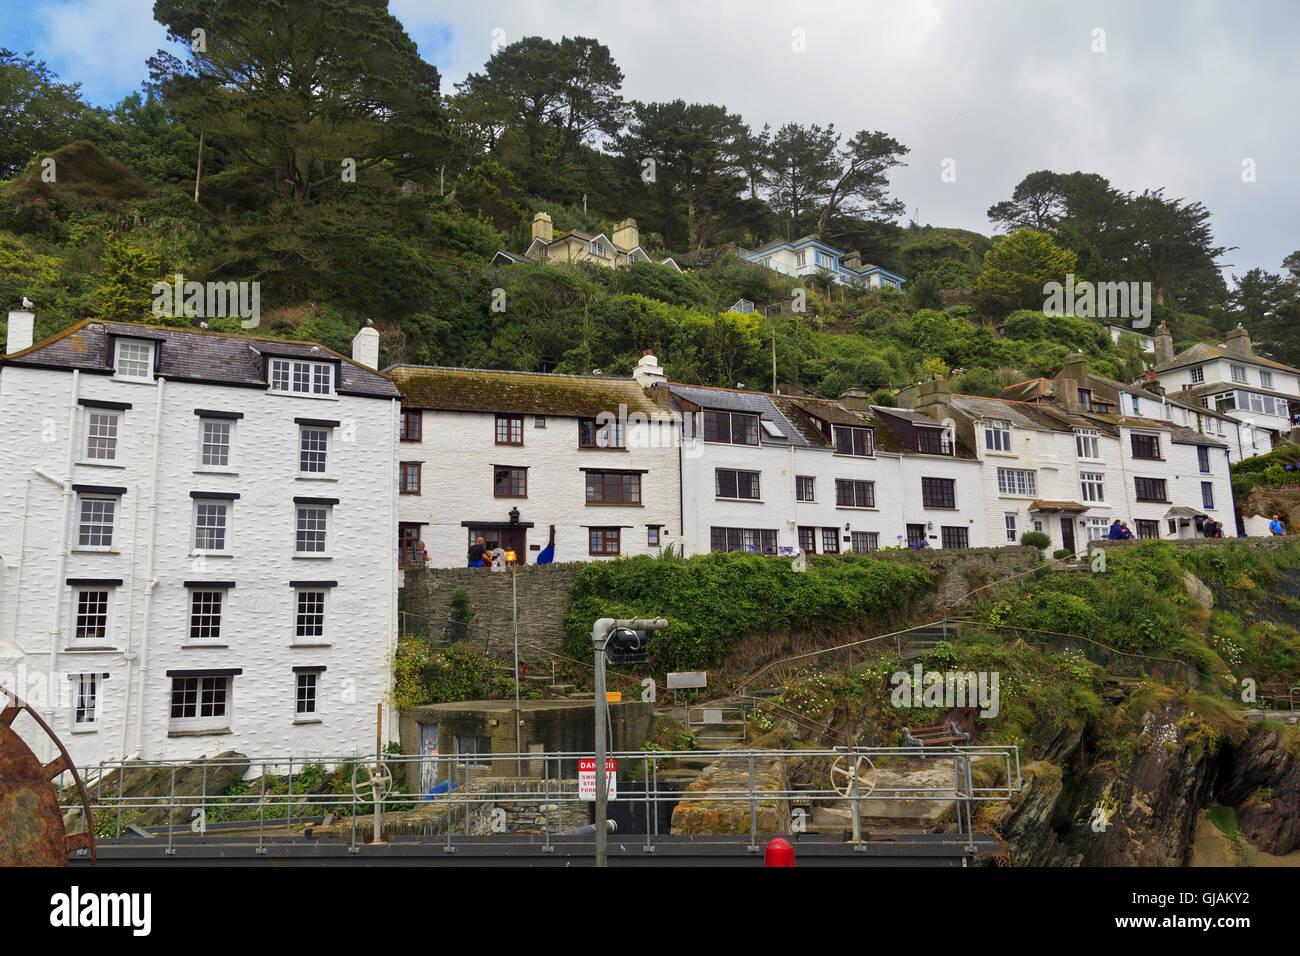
[
  {"left": 754, "top": 541, "right": 1300, "bottom": 864},
  {"left": 562, "top": 551, "right": 935, "bottom": 671}
]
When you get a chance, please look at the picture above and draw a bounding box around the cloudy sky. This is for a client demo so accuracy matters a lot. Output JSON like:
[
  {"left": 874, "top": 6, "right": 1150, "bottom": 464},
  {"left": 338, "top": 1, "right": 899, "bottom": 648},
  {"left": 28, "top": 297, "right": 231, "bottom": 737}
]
[{"left": 3, "top": 0, "right": 1294, "bottom": 280}]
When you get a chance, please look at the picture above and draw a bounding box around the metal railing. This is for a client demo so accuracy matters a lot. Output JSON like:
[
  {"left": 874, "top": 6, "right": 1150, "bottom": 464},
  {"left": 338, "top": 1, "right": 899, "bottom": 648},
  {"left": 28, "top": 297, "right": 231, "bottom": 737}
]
[{"left": 56, "top": 746, "right": 1022, "bottom": 856}]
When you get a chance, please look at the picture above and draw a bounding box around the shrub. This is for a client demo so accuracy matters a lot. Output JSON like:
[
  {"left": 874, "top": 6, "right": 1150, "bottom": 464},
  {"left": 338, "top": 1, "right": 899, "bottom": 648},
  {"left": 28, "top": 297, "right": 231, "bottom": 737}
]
[{"left": 1021, "top": 531, "right": 1051, "bottom": 549}]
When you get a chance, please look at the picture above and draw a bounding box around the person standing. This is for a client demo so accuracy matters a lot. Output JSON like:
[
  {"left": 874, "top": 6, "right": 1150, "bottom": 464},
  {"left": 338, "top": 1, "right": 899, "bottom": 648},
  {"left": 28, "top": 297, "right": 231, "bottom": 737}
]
[{"left": 467, "top": 535, "right": 488, "bottom": 567}]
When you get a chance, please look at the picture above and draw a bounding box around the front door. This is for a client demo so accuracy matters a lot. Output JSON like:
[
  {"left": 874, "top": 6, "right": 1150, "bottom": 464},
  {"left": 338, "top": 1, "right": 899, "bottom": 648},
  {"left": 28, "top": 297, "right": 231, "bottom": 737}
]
[
  {"left": 1060, "top": 517, "right": 1076, "bottom": 555},
  {"left": 418, "top": 723, "right": 441, "bottom": 795},
  {"left": 398, "top": 523, "right": 422, "bottom": 568}
]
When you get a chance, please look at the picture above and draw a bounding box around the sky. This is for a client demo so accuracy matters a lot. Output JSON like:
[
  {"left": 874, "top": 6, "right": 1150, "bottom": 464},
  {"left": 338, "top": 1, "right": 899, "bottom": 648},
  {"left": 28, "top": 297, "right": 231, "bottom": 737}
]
[{"left": 2, "top": 0, "right": 1295, "bottom": 281}]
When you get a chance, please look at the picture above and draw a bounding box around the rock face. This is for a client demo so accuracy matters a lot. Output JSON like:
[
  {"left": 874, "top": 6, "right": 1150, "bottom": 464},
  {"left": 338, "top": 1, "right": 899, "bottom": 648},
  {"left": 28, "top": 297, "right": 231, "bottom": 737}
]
[
  {"left": 65, "top": 751, "right": 249, "bottom": 831},
  {"left": 671, "top": 754, "right": 790, "bottom": 835},
  {"left": 1216, "top": 728, "right": 1300, "bottom": 855},
  {"left": 1001, "top": 704, "right": 1220, "bottom": 866}
]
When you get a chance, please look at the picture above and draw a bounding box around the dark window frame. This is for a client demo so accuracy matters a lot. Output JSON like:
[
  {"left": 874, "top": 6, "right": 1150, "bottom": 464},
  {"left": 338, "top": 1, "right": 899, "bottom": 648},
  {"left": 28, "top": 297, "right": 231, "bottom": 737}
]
[
  {"left": 715, "top": 468, "right": 761, "bottom": 500},
  {"left": 578, "top": 417, "right": 627, "bottom": 449},
  {"left": 588, "top": 527, "right": 621, "bottom": 556},
  {"left": 495, "top": 414, "right": 524, "bottom": 446},
  {"left": 1130, "top": 433, "right": 1162, "bottom": 460},
  {"left": 920, "top": 477, "right": 956, "bottom": 509},
  {"left": 493, "top": 466, "right": 528, "bottom": 498},
  {"left": 400, "top": 409, "right": 422, "bottom": 442},
  {"left": 835, "top": 478, "right": 876, "bottom": 508},
  {"left": 585, "top": 470, "right": 642, "bottom": 505},
  {"left": 399, "top": 462, "right": 422, "bottom": 495},
  {"left": 1134, "top": 476, "right": 1168, "bottom": 502}
]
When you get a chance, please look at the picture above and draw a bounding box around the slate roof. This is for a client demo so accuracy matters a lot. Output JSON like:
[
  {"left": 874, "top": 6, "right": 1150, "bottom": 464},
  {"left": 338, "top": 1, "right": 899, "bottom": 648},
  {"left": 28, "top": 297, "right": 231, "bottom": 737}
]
[
  {"left": 870, "top": 406, "right": 978, "bottom": 459},
  {"left": 668, "top": 384, "right": 809, "bottom": 445},
  {"left": 388, "top": 365, "right": 660, "bottom": 418},
  {"left": 1154, "top": 341, "right": 1300, "bottom": 375},
  {"left": 1, "top": 319, "right": 399, "bottom": 398}
]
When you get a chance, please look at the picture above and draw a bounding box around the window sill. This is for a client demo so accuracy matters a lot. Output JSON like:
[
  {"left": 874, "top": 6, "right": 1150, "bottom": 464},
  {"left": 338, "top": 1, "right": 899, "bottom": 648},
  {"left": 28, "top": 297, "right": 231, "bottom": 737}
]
[
  {"left": 77, "top": 460, "right": 125, "bottom": 469},
  {"left": 832, "top": 453, "right": 875, "bottom": 459},
  {"left": 1135, "top": 500, "right": 1171, "bottom": 504},
  {"left": 296, "top": 475, "right": 337, "bottom": 481},
  {"left": 182, "top": 643, "right": 229, "bottom": 649},
  {"left": 71, "top": 548, "right": 119, "bottom": 555},
  {"left": 585, "top": 502, "right": 643, "bottom": 507},
  {"left": 189, "top": 551, "right": 233, "bottom": 558},
  {"left": 1131, "top": 456, "right": 1165, "bottom": 462},
  {"left": 293, "top": 554, "right": 333, "bottom": 560},
  {"left": 63, "top": 645, "right": 118, "bottom": 652},
  {"left": 983, "top": 450, "right": 1017, "bottom": 458},
  {"left": 293, "top": 718, "right": 323, "bottom": 725},
  {"left": 835, "top": 506, "right": 878, "bottom": 511},
  {"left": 110, "top": 375, "right": 156, "bottom": 386},
  {"left": 921, "top": 506, "right": 958, "bottom": 510},
  {"left": 577, "top": 446, "right": 629, "bottom": 452},
  {"left": 292, "top": 642, "right": 332, "bottom": 648},
  {"left": 168, "top": 727, "right": 232, "bottom": 738},
  {"left": 715, "top": 497, "right": 763, "bottom": 503},
  {"left": 194, "top": 468, "right": 238, "bottom": 476},
  {"left": 70, "top": 725, "right": 99, "bottom": 734},
  {"left": 267, "top": 391, "right": 339, "bottom": 401}
]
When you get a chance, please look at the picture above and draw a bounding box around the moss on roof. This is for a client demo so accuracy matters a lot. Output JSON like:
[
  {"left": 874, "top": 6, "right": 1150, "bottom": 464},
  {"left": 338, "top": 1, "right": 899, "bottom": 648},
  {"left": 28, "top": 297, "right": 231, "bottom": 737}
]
[{"left": 388, "top": 365, "right": 660, "bottom": 417}]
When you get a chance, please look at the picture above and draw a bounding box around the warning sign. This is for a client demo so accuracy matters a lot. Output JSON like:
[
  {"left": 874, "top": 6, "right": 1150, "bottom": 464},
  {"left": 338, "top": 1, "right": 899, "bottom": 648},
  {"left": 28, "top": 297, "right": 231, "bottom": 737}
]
[{"left": 578, "top": 757, "right": 617, "bottom": 801}]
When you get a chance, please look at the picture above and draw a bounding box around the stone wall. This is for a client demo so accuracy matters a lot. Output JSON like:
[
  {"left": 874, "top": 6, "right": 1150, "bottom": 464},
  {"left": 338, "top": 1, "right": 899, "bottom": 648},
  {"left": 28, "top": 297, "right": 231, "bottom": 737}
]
[
  {"left": 670, "top": 753, "right": 790, "bottom": 835},
  {"left": 400, "top": 563, "right": 581, "bottom": 663},
  {"left": 398, "top": 548, "right": 1045, "bottom": 664},
  {"left": 1085, "top": 536, "right": 1294, "bottom": 555}
]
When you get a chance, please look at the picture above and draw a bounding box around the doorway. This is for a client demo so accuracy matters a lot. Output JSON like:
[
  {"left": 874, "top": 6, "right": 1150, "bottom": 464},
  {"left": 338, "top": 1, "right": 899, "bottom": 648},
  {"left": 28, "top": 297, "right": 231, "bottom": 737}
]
[
  {"left": 1060, "top": 517, "right": 1076, "bottom": 555},
  {"left": 418, "top": 722, "right": 441, "bottom": 795}
]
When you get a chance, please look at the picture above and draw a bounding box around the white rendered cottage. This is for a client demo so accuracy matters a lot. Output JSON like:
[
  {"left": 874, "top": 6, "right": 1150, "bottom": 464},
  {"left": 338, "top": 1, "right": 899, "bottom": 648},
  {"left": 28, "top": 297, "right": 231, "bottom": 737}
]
[
  {"left": 0, "top": 311, "right": 400, "bottom": 766},
  {"left": 387, "top": 355, "right": 680, "bottom": 568}
]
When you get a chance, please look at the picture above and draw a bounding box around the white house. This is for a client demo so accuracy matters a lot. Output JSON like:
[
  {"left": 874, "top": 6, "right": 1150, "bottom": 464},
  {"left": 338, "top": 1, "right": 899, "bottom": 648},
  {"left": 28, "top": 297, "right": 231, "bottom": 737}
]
[
  {"left": 1148, "top": 321, "right": 1300, "bottom": 460},
  {"left": 739, "top": 236, "right": 906, "bottom": 290},
  {"left": 671, "top": 384, "right": 918, "bottom": 556},
  {"left": 387, "top": 354, "right": 680, "bottom": 568},
  {"left": 0, "top": 311, "right": 401, "bottom": 766}
]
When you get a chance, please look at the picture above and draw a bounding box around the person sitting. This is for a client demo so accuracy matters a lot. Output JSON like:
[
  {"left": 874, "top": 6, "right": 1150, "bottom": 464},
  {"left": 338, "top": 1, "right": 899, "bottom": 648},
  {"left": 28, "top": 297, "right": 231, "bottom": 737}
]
[
  {"left": 1107, "top": 519, "right": 1124, "bottom": 540},
  {"left": 1119, "top": 521, "right": 1134, "bottom": 539},
  {"left": 1269, "top": 514, "right": 1285, "bottom": 536}
]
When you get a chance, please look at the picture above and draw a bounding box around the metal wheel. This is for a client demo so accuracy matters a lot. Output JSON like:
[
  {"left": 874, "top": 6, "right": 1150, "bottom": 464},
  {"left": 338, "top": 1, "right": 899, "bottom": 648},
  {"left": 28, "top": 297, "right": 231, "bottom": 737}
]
[
  {"left": 350, "top": 761, "right": 394, "bottom": 802},
  {"left": 830, "top": 753, "right": 878, "bottom": 799},
  {"left": 0, "top": 684, "right": 96, "bottom": 865}
]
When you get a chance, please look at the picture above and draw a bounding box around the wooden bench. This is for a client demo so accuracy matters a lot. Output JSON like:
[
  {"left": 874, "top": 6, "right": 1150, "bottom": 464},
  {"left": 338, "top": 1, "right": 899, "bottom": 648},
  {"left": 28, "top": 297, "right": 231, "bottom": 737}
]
[
  {"left": 903, "top": 723, "right": 971, "bottom": 748},
  {"left": 1260, "top": 683, "right": 1297, "bottom": 710}
]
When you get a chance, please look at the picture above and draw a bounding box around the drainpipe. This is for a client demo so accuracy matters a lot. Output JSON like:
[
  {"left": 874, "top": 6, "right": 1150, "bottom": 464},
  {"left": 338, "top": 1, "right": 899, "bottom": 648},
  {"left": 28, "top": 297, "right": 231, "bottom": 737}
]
[
  {"left": 677, "top": 424, "right": 686, "bottom": 555},
  {"left": 118, "top": 475, "right": 143, "bottom": 760},
  {"left": 43, "top": 370, "right": 79, "bottom": 750},
  {"left": 387, "top": 398, "right": 398, "bottom": 728},
  {"left": 9, "top": 479, "right": 32, "bottom": 654},
  {"left": 135, "top": 377, "right": 165, "bottom": 758}
]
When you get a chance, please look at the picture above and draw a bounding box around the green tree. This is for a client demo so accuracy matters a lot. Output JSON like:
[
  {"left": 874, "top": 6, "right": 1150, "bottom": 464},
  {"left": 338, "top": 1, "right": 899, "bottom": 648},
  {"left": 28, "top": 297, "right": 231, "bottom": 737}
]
[
  {"left": 0, "top": 49, "right": 88, "bottom": 178},
  {"left": 149, "top": 0, "right": 445, "bottom": 202},
  {"left": 976, "top": 229, "right": 1077, "bottom": 316}
]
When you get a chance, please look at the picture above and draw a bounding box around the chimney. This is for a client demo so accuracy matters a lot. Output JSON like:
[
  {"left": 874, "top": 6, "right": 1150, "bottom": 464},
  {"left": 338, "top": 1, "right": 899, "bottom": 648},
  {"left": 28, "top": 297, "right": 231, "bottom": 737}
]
[
  {"left": 1153, "top": 321, "right": 1174, "bottom": 366},
  {"left": 632, "top": 349, "right": 666, "bottom": 388},
  {"left": 352, "top": 319, "right": 380, "bottom": 370},
  {"left": 531, "top": 212, "right": 553, "bottom": 243},
  {"left": 1057, "top": 352, "right": 1090, "bottom": 411},
  {"left": 914, "top": 378, "right": 952, "bottom": 413},
  {"left": 838, "top": 387, "right": 872, "bottom": 411},
  {"left": 612, "top": 218, "right": 639, "bottom": 250},
  {"left": 6, "top": 307, "right": 34, "bottom": 354},
  {"left": 842, "top": 250, "right": 862, "bottom": 271},
  {"left": 1224, "top": 323, "right": 1252, "bottom": 357}
]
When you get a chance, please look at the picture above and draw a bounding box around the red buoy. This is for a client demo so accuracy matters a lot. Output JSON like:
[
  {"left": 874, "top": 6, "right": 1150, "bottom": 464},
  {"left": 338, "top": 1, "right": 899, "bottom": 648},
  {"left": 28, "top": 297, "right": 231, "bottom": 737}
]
[{"left": 764, "top": 837, "right": 795, "bottom": 867}]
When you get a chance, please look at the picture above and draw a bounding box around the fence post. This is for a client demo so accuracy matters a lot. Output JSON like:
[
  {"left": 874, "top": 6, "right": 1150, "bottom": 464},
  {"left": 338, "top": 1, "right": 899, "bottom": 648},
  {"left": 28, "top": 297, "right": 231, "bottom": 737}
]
[
  {"left": 747, "top": 754, "right": 758, "bottom": 853},
  {"left": 165, "top": 766, "right": 176, "bottom": 856}
]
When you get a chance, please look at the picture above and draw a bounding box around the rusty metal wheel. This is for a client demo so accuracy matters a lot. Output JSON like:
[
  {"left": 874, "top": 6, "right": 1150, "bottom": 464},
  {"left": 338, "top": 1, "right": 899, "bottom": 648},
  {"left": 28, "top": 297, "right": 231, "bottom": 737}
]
[{"left": 0, "top": 684, "right": 96, "bottom": 866}]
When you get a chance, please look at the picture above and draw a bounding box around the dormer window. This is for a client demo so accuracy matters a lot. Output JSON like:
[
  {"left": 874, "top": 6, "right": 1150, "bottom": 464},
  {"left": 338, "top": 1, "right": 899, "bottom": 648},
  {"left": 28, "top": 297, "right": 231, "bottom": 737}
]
[
  {"left": 589, "top": 239, "right": 606, "bottom": 257},
  {"left": 269, "top": 358, "right": 334, "bottom": 396},
  {"left": 984, "top": 419, "right": 1011, "bottom": 452},
  {"left": 833, "top": 425, "right": 873, "bottom": 456},
  {"left": 915, "top": 426, "right": 952, "bottom": 455},
  {"left": 114, "top": 340, "right": 154, "bottom": 380}
]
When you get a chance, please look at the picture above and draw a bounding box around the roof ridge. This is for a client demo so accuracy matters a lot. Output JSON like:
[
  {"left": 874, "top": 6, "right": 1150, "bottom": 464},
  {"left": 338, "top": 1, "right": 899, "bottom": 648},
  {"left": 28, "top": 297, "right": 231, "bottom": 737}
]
[{"left": 389, "top": 364, "right": 638, "bottom": 384}]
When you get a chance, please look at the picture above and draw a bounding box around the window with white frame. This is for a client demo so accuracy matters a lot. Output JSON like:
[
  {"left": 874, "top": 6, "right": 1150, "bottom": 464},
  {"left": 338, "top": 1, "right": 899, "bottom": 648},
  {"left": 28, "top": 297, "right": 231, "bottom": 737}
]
[
  {"left": 295, "top": 505, "right": 329, "bottom": 554},
  {"left": 74, "top": 673, "right": 100, "bottom": 726},
  {"left": 169, "top": 675, "right": 230, "bottom": 725},
  {"left": 1074, "top": 428, "right": 1100, "bottom": 459},
  {"left": 113, "top": 340, "right": 154, "bottom": 380},
  {"left": 1004, "top": 513, "right": 1018, "bottom": 543},
  {"left": 84, "top": 411, "right": 120, "bottom": 461},
  {"left": 1230, "top": 364, "right": 1247, "bottom": 384},
  {"left": 193, "top": 500, "right": 230, "bottom": 553},
  {"left": 296, "top": 671, "right": 320, "bottom": 716},
  {"left": 72, "top": 588, "right": 110, "bottom": 641},
  {"left": 1190, "top": 366, "right": 1205, "bottom": 385},
  {"left": 269, "top": 358, "right": 334, "bottom": 396},
  {"left": 76, "top": 496, "right": 117, "bottom": 549},
  {"left": 985, "top": 419, "right": 1012, "bottom": 452},
  {"left": 589, "top": 239, "right": 606, "bottom": 257},
  {"left": 996, "top": 468, "right": 1037, "bottom": 496},
  {"left": 1080, "top": 472, "right": 1105, "bottom": 503},
  {"left": 1260, "top": 370, "right": 1274, "bottom": 388},
  {"left": 295, "top": 589, "right": 327, "bottom": 642},
  {"left": 200, "top": 419, "right": 232, "bottom": 468},
  {"left": 188, "top": 589, "right": 225, "bottom": 641},
  {"left": 1084, "top": 517, "right": 1111, "bottom": 541},
  {"left": 795, "top": 251, "right": 806, "bottom": 268},
  {"left": 299, "top": 426, "right": 329, "bottom": 474}
]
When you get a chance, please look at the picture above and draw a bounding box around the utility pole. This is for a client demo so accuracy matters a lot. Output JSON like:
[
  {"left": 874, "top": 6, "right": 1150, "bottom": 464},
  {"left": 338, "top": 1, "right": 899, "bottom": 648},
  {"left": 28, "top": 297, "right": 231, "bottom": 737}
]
[
  {"left": 771, "top": 322, "right": 778, "bottom": 393},
  {"left": 591, "top": 617, "right": 668, "bottom": 867},
  {"left": 193, "top": 130, "right": 204, "bottom": 203}
]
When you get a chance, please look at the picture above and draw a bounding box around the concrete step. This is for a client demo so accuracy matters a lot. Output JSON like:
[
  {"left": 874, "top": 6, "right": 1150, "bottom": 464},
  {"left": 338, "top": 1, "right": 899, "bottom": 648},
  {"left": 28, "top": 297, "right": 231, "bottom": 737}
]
[{"left": 547, "top": 684, "right": 576, "bottom": 694}]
